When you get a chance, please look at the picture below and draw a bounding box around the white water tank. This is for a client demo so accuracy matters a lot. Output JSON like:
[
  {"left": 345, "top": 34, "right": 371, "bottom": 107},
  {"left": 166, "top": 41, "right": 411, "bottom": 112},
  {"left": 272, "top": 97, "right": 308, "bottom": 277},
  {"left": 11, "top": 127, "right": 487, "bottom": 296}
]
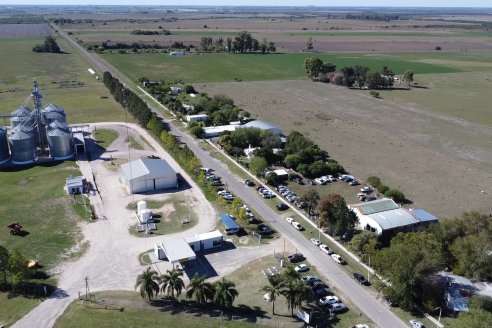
[
  {"left": 137, "top": 200, "right": 147, "bottom": 216},
  {"left": 140, "top": 209, "right": 152, "bottom": 223}
]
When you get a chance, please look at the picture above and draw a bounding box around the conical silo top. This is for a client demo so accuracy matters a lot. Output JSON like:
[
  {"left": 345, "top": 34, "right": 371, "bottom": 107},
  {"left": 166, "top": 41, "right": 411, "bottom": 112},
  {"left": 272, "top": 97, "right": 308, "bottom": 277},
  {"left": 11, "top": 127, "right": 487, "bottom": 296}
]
[
  {"left": 48, "top": 120, "right": 70, "bottom": 132},
  {"left": 10, "top": 124, "right": 34, "bottom": 140},
  {"left": 42, "top": 104, "right": 65, "bottom": 114},
  {"left": 11, "top": 106, "right": 32, "bottom": 117}
]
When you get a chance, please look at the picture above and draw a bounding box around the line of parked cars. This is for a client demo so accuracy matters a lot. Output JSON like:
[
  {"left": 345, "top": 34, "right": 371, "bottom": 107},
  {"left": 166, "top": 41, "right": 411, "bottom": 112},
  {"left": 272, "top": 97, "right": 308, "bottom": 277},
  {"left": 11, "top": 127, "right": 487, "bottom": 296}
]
[
  {"left": 256, "top": 184, "right": 276, "bottom": 199},
  {"left": 285, "top": 217, "right": 303, "bottom": 230},
  {"left": 276, "top": 185, "right": 307, "bottom": 209}
]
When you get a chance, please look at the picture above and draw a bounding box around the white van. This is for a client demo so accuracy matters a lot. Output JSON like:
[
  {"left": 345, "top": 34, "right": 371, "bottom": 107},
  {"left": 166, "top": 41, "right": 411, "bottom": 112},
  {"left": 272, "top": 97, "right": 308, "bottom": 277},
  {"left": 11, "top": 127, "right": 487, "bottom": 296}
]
[
  {"left": 331, "top": 254, "right": 344, "bottom": 264},
  {"left": 292, "top": 222, "right": 303, "bottom": 230}
]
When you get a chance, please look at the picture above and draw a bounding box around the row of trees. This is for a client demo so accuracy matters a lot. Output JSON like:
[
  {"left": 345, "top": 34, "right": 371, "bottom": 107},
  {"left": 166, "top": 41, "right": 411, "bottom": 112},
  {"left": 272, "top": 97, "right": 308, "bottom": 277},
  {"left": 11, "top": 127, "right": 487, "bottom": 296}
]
[
  {"left": 366, "top": 176, "right": 406, "bottom": 203},
  {"left": 348, "top": 211, "right": 492, "bottom": 311},
  {"left": 131, "top": 29, "right": 171, "bottom": 35},
  {"left": 135, "top": 268, "right": 238, "bottom": 309},
  {"left": 200, "top": 31, "right": 276, "bottom": 54},
  {"left": 32, "top": 36, "right": 61, "bottom": 53},
  {"left": 304, "top": 56, "right": 415, "bottom": 89},
  {"left": 0, "top": 246, "right": 34, "bottom": 294}
]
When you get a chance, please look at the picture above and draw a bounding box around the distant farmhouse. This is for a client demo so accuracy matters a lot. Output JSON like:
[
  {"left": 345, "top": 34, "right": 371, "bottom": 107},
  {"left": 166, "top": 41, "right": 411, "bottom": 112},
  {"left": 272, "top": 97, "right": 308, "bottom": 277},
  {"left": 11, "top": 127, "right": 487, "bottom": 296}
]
[{"left": 203, "top": 119, "right": 282, "bottom": 138}]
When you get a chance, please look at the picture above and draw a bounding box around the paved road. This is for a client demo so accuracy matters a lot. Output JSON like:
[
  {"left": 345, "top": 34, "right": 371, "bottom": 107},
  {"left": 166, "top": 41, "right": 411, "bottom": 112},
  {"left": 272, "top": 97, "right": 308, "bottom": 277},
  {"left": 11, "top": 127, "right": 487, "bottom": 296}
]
[{"left": 55, "top": 26, "right": 407, "bottom": 328}]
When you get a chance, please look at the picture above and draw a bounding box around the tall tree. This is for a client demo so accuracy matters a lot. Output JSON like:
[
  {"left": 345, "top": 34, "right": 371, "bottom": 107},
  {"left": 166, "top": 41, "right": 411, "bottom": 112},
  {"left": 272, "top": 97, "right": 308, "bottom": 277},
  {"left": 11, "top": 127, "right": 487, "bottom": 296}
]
[
  {"left": 302, "top": 189, "right": 320, "bottom": 217},
  {"left": 403, "top": 70, "right": 414, "bottom": 87},
  {"left": 135, "top": 267, "right": 160, "bottom": 301},
  {"left": 186, "top": 273, "right": 213, "bottom": 306},
  {"left": 262, "top": 275, "right": 284, "bottom": 315},
  {"left": 249, "top": 156, "right": 268, "bottom": 177},
  {"left": 305, "top": 37, "right": 313, "bottom": 51},
  {"left": 318, "top": 193, "right": 357, "bottom": 236},
  {"left": 304, "top": 57, "right": 324, "bottom": 80},
  {"left": 213, "top": 278, "right": 239, "bottom": 309},
  {"left": 160, "top": 268, "right": 185, "bottom": 299},
  {"left": 0, "top": 245, "right": 10, "bottom": 284}
]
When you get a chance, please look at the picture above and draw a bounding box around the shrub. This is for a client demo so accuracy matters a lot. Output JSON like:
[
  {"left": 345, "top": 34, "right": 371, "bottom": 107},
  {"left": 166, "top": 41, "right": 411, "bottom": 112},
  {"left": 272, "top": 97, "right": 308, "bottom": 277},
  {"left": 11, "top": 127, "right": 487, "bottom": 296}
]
[
  {"left": 183, "top": 85, "right": 196, "bottom": 94},
  {"left": 370, "top": 91, "right": 380, "bottom": 98},
  {"left": 367, "top": 176, "right": 382, "bottom": 188},
  {"left": 384, "top": 188, "right": 405, "bottom": 202},
  {"left": 377, "top": 184, "right": 389, "bottom": 194}
]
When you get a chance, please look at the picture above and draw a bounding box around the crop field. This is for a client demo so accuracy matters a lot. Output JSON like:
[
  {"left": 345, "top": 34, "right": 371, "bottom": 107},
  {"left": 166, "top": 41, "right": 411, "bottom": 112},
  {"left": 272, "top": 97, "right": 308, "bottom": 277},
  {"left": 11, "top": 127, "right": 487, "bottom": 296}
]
[
  {"left": 0, "top": 23, "right": 52, "bottom": 38},
  {"left": 102, "top": 52, "right": 461, "bottom": 83},
  {"left": 0, "top": 35, "right": 128, "bottom": 124}
]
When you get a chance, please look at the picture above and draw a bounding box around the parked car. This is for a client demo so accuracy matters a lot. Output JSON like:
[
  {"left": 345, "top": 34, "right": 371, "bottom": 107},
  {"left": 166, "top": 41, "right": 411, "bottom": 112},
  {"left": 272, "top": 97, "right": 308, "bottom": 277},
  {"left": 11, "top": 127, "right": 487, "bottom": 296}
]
[
  {"left": 257, "top": 224, "right": 273, "bottom": 235},
  {"left": 310, "top": 238, "right": 321, "bottom": 246},
  {"left": 349, "top": 180, "right": 360, "bottom": 186},
  {"left": 351, "top": 324, "right": 369, "bottom": 328},
  {"left": 365, "top": 196, "right": 377, "bottom": 202},
  {"left": 293, "top": 177, "right": 304, "bottom": 185},
  {"left": 310, "top": 281, "right": 328, "bottom": 291},
  {"left": 244, "top": 179, "right": 255, "bottom": 187},
  {"left": 277, "top": 203, "right": 289, "bottom": 211},
  {"left": 301, "top": 275, "right": 319, "bottom": 283},
  {"left": 319, "top": 244, "right": 334, "bottom": 255},
  {"left": 314, "top": 288, "right": 330, "bottom": 297},
  {"left": 256, "top": 184, "right": 265, "bottom": 191},
  {"left": 292, "top": 222, "right": 303, "bottom": 230},
  {"left": 353, "top": 272, "right": 369, "bottom": 285},
  {"left": 287, "top": 253, "right": 304, "bottom": 263},
  {"left": 319, "top": 295, "right": 339, "bottom": 306},
  {"left": 295, "top": 264, "right": 309, "bottom": 272},
  {"left": 329, "top": 302, "right": 347, "bottom": 313},
  {"left": 409, "top": 319, "right": 426, "bottom": 328},
  {"left": 331, "top": 254, "right": 345, "bottom": 264},
  {"left": 263, "top": 192, "right": 276, "bottom": 199},
  {"left": 285, "top": 217, "right": 294, "bottom": 224},
  {"left": 360, "top": 186, "right": 372, "bottom": 193}
]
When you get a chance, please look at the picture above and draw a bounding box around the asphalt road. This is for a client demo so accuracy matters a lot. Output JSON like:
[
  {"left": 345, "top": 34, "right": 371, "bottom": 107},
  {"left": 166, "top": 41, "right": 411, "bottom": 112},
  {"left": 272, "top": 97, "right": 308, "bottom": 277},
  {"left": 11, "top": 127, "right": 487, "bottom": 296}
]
[{"left": 56, "top": 26, "right": 407, "bottom": 328}]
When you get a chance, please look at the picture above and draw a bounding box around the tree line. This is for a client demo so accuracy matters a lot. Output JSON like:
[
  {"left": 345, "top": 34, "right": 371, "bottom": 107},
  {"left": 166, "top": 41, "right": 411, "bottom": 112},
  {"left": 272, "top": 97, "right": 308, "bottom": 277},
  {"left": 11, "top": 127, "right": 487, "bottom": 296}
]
[
  {"left": 135, "top": 267, "right": 238, "bottom": 310},
  {"left": 131, "top": 29, "right": 171, "bottom": 35},
  {"left": 32, "top": 36, "right": 61, "bottom": 53},
  {"left": 304, "top": 56, "right": 414, "bottom": 89},
  {"left": 200, "top": 31, "right": 276, "bottom": 54}
]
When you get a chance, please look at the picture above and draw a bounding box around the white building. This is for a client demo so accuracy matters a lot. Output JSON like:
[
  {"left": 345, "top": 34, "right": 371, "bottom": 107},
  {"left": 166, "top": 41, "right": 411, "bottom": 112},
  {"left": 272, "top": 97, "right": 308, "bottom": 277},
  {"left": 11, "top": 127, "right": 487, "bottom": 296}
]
[
  {"left": 203, "top": 125, "right": 238, "bottom": 138},
  {"left": 349, "top": 198, "right": 438, "bottom": 237},
  {"left": 186, "top": 114, "right": 208, "bottom": 123},
  {"left": 121, "top": 158, "right": 177, "bottom": 194},
  {"left": 169, "top": 51, "right": 185, "bottom": 56},
  {"left": 154, "top": 230, "right": 223, "bottom": 263},
  {"left": 182, "top": 103, "right": 195, "bottom": 111},
  {"left": 238, "top": 120, "right": 283, "bottom": 135},
  {"left": 65, "top": 176, "right": 84, "bottom": 194}
]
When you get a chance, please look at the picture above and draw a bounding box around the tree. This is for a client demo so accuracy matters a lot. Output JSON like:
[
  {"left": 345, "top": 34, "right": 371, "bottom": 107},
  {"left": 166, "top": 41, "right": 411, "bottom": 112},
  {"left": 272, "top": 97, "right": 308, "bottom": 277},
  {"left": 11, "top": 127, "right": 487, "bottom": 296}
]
[
  {"left": 304, "top": 57, "right": 324, "bottom": 80},
  {"left": 302, "top": 189, "right": 320, "bottom": 216},
  {"left": 160, "top": 268, "right": 185, "bottom": 299},
  {"left": 403, "top": 70, "right": 414, "bottom": 87},
  {"left": 213, "top": 278, "right": 239, "bottom": 309},
  {"left": 349, "top": 231, "right": 380, "bottom": 258},
  {"left": 0, "top": 245, "right": 10, "bottom": 284},
  {"left": 189, "top": 125, "right": 203, "bottom": 138},
  {"left": 186, "top": 273, "right": 213, "bottom": 306},
  {"left": 281, "top": 280, "right": 311, "bottom": 317},
  {"left": 321, "top": 62, "right": 336, "bottom": 74},
  {"left": 373, "top": 232, "right": 444, "bottom": 311},
  {"left": 32, "top": 36, "right": 61, "bottom": 53},
  {"left": 305, "top": 37, "right": 313, "bottom": 51},
  {"left": 284, "top": 154, "right": 301, "bottom": 169},
  {"left": 262, "top": 275, "right": 284, "bottom": 315},
  {"left": 265, "top": 172, "right": 279, "bottom": 186},
  {"left": 249, "top": 156, "right": 268, "bottom": 177},
  {"left": 135, "top": 267, "right": 160, "bottom": 301},
  {"left": 318, "top": 194, "right": 357, "bottom": 236},
  {"left": 384, "top": 188, "right": 405, "bottom": 203}
]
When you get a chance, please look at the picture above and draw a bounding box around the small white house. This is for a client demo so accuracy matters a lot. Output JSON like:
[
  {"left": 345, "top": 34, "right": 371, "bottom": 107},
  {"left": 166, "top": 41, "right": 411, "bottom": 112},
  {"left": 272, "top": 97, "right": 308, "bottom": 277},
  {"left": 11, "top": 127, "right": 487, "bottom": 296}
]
[
  {"left": 186, "top": 114, "right": 208, "bottom": 123},
  {"left": 65, "top": 176, "right": 84, "bottom": 195},
  {"left": 169, "top": 86, "right": 182, "bottom": 95},
  {"left": 169, "top": 51, "right": 185, "bottom": 56},
  {"left": 182, "top": 103, "right": 195, "bottom": 111},
  {"left": 155, "top": 230, "right": 223, "bottom": 261}
]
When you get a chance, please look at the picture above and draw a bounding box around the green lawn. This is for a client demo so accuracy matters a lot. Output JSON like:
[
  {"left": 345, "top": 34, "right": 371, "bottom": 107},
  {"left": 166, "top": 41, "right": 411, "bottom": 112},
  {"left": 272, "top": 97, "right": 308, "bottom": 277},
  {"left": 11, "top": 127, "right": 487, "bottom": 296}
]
[
  {"left": 0, "top": 294, "right": 41, "bottom": 328},
  {"left": 0, "top": 36, "right": 129, "bottom": 124},
  {"left": 102, "top": 52, "right": 461, "bottom": 83},
  {"left": 93, "top": 128, "right": 119, "bottom": 149},
  {"left": 125, "top": 136, "right": 144, "bottom": 150}
]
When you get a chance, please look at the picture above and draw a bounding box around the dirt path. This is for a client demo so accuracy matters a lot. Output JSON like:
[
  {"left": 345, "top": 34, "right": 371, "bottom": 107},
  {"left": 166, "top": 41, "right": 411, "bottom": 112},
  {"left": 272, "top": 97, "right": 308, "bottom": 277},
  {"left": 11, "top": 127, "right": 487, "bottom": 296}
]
[{"left": 12, "top": 123, "right": 283, "bottom": 328}]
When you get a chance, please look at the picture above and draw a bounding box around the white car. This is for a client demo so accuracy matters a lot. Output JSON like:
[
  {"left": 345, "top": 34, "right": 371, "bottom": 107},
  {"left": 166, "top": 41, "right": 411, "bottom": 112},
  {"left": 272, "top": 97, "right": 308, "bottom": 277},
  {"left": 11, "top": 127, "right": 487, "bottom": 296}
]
[
  {"left": 319, "top": 295, "right": 339, "bottom": 305},
  {"left": 285, "top": 217, "right": 294, "bottom": 224},
  {"left": 409, "top": 319, "right": 426, "bottom": 328},
  {"left": 331, "top": 254, "right": 344, "bottom": 264},
  {"left": 310, "top": 238, "right": 321, "bottom": 246},
  {"left": 360, "top": 186, "right": 372, "bottom": 193},
  {"left": 319, "top": 244, "right": 334, "bottom": 255},
  {"left": 329, "top": 302, "right": 347, "bottom": 313},
  {"left": 351, "top": 325, "right": 369, "bottom": 328},
  {"left": 292, "top": 222, "right": 303, "bottom": 230},
  {"left": 294, "top": 264, "right": 309, "bottom": 272},
  {"left": 263, "top": 292, "right": 272, "bottom": 302}
]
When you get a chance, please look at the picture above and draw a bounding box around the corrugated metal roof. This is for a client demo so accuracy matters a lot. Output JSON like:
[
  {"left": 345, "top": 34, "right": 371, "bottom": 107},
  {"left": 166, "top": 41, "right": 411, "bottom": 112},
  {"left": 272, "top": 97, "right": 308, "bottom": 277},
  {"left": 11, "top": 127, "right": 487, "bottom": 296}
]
[
  {"left": 409, "top": 209, "right": 439, "bottom": 223},
  {"left": 353, "top": 198, "right": 399, "bottom": 215},
  {"left": 121, "top": 158, "right": 176, "bottom": 180},
  {"left": 10, "top": 125, "right": 34, "bottom": 139},
  {"left": 242, "top": 120, "right": 281, "bottom": 131},
  {"left": 160, "top": 239, "right": 196, "bottom": 264},
  {"left": 367, "top": 208, "right": 419, "bottom": 230}
]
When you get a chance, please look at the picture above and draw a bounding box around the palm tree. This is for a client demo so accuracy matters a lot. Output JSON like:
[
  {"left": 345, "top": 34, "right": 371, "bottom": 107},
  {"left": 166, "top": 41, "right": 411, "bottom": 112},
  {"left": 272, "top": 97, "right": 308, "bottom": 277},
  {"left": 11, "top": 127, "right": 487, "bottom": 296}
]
[
  {"left": 261, "top": 275, "right": 284, "bottom": 315},
  {"left": 281, "top": 266, "right": 301, "bottom": 284},
  {"left": 213, "top": 278, "right": 239, "bottom": 309},
  {"left": 160, "top": 268, "right": 185, "bottom": 299},
  {"left": 293, "top": 282, "right": 313, "bottom": 310},
  {"left": 135, "top": 267, "right": 160, "bottom": 301},
  {"left": 186, "top": 273, "right": 213, "bottom": 306}
]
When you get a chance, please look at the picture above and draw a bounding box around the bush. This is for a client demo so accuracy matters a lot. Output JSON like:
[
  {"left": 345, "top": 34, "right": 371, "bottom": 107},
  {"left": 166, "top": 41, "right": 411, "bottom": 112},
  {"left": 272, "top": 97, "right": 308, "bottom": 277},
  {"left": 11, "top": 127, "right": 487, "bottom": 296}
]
[
  {"left": 367, "top": 176, "right": 382, "bottom": 188},
  {"left": 384, "top": 188, "right": 405, "bottom": 202},
  {"left": 370, "top": 91, "right": 380, "bottom": 98},
  {"left": 189, "top": 126, "right": 203, "bottom": 138},
  {"left": 377, "top": 184, "right": 389, "bottom": 194},
  {"left": 265, "top": 172, "right": 279, "bottom": 186},
  {"left": 183, "top": 85, "right": 196, "bottom": 94}
]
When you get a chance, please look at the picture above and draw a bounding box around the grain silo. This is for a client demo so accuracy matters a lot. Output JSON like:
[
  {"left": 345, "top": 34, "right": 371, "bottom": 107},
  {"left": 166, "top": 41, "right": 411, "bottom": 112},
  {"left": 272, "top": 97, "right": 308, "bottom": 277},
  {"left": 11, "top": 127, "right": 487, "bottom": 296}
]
[
  {"left": 0, "top": 126, "right": 10, "bottom": 164},
  {"left": 47, "top": 123, "right": 73, "bottom": 160},
  {"left": 10, "top": 106, "right": 33, "bottom": 129},
  {"left": 9, "top": 125, "right": 36, "bottom": 164},
  {"left": 43, "top": 106, "right": 67, "bottom": 126}
]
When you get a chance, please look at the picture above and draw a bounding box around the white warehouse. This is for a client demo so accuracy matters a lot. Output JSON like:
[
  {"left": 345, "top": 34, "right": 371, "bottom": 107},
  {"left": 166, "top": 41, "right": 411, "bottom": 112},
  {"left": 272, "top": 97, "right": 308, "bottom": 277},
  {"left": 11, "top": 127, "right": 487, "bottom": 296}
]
[{"left": 121, "top": 157, "right": 177, "bottom": 194}]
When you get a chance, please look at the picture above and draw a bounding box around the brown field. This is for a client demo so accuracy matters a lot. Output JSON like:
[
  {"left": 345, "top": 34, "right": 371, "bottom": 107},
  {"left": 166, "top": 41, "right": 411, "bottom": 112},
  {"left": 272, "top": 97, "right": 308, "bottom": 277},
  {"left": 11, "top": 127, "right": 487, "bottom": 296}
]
[
  {"left": 198, "top": 79, "right": 492, "bottom": 219},
  {"left": 0, "top": 23, "right": 52, "bottom": 37}
]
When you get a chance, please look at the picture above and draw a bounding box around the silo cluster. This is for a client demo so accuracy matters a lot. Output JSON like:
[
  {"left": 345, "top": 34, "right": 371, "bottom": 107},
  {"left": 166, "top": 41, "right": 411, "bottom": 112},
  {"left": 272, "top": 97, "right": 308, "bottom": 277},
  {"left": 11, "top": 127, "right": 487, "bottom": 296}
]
[{"left": 1, "top": 84, "right": 74, "bottom": 165}]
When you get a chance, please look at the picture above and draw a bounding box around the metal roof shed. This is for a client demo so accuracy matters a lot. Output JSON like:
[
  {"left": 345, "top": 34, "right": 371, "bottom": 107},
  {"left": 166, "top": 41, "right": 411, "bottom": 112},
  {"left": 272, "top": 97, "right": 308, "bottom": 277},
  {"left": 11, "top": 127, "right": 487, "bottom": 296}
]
[
  {"left": 159, "top": 239, "right": 196, "bottom": 264},
  {"left": 121, "top": 158, "right": 177, "bottom": 194}
]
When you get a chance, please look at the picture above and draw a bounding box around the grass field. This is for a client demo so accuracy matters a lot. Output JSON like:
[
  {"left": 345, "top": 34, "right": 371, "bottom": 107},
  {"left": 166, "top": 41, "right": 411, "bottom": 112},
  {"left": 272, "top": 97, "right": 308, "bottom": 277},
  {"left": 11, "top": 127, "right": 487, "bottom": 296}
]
[
  {"left": 93, "top": 128, "right": 119, "bottom": 149},
  {"left": 0, "top": 294, "right": 42, "bottom": 328},
  {"left": 0, "top": 36, "right": 128, "bottom": 124},
  {"left": 102, "top": 52, "right": 462, "bottom": 83}
]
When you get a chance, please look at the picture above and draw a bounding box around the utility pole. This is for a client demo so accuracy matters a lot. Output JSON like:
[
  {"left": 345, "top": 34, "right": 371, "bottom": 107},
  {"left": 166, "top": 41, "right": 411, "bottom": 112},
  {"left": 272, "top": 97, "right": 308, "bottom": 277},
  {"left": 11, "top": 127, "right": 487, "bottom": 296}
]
[{"left": 85, "top": 276, "right": 90, "bottom": 306}]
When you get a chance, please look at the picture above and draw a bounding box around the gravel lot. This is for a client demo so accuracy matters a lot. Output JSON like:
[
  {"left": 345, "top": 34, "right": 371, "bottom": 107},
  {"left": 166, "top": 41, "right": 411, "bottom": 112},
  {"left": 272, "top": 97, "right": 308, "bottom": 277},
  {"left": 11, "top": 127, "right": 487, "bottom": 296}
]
[{"left": 13, "top": 123, "right": 289, "bottom": 328}]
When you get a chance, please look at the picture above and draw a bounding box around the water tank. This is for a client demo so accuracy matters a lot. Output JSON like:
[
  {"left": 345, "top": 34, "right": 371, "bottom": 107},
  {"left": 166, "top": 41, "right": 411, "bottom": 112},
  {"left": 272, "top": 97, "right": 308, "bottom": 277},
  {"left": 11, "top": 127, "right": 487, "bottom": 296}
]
[
  {"left": 47, "top": 124, "right": 73, "bottom": 160},
  {"left": 10, "top": 106, "right": 33, "bottom": 129},
  {"left": 9, "top": 125, "right": 36, "bottom": 164},
  {"left": 0, "top": 126, "right": 10, "bottom": 164}
]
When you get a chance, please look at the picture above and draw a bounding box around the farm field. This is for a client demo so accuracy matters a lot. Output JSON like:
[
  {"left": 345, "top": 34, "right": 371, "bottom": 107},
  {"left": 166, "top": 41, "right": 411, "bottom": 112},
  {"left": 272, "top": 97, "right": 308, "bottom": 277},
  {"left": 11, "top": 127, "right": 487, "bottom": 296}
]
[
  {"left": 0, "top": 33, "right": 128, "bottom": 124},
  {"left": 101, "top": 51, "right": 462, "bottom": 83}
]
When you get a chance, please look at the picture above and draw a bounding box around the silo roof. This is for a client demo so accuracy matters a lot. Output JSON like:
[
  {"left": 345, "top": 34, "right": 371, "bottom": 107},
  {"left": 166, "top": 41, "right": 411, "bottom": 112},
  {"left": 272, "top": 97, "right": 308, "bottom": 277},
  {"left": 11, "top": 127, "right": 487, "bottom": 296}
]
[
  {"left": 10, "top": 125, "right": 34, "bottom": 139},
  {"left": 11, "top": 106, "right": 31, "bottom": 116},
  {"left": 48, "top": 127, "right": 71, "bottom": 136},
  {"left": 48, "top": 120, "right": 70, "bottom": 131},
  {"left": 43, "top": 104, "right": 65, "bottom": 113}
]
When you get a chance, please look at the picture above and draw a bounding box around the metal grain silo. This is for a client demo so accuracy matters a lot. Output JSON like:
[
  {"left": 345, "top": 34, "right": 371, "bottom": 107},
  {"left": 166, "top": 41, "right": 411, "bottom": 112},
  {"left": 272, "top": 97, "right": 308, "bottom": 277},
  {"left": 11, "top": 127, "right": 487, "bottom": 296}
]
[
  {"left": 0, "top": 126, "right": 10, "bottom": 164},
  {"left": 43, "top": 110, "right": 67, "bottom": 126},
  {"left": 9, "top": 125, "right": 36, "bottom": 164},
  {"left": 10, "top": 106, "right": 33, "bottom": 129},
  {"left": 47, "top": 124, "right": 73, "bottom": 160}
]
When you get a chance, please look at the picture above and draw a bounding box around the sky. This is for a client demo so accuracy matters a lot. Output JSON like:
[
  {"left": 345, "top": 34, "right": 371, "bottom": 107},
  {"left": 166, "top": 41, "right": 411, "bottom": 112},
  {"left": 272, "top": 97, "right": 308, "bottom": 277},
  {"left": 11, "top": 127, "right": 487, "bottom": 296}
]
[{"left": 1, "top": 1, "right": 491, "bottom": 7}]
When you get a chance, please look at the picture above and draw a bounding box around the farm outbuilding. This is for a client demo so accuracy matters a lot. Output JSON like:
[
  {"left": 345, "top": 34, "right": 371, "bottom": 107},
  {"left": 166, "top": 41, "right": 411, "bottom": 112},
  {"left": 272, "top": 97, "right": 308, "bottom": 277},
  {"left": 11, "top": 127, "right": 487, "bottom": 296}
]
[
  {"left": 65, "top": 176, "right": 84, "bottom": 195},
  {"left": 121, "top": 158, "right": 177, "bottom": 194},
  {"left": 239, "top": 120, "right": 283, "bottom": 135},
  {"left": 154, "top": 230, "right": 223, "bottom": 262}
]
